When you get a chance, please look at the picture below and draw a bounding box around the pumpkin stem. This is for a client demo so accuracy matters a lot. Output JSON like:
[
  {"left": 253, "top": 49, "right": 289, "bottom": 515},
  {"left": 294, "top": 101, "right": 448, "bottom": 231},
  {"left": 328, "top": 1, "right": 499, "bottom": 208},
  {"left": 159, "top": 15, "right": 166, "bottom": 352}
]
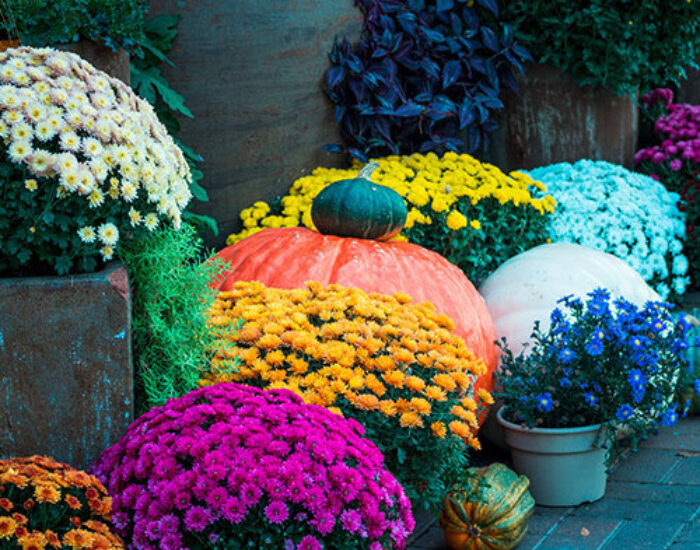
[{"left": 358, "top": 161, "right": 380, "bottom": 181}]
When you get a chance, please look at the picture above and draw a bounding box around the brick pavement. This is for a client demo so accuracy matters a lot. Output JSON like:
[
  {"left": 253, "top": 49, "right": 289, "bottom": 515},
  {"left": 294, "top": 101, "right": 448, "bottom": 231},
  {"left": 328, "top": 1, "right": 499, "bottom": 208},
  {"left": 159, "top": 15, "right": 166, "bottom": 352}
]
[{"left": 409, "top": 417, "right": 700, "bottom": 550}]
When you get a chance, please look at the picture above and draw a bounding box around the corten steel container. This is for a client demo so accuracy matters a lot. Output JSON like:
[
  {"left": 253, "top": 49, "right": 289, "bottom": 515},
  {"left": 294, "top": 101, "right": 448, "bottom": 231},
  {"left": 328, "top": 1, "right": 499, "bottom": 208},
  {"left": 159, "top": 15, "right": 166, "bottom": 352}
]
[
  {"left": 489, "top": 64, "right": 638, "bottom": 171},
  {"left": 0, "top": 262, "right": 133, "bottom": 469}
]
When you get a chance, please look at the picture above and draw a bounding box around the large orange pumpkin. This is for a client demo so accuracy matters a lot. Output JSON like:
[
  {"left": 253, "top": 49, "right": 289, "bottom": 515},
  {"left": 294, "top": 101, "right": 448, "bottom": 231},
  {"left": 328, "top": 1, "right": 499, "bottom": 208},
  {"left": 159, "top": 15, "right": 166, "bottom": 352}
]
[{"left": 213, "top": 226, "right": 498, "bottom": 403}]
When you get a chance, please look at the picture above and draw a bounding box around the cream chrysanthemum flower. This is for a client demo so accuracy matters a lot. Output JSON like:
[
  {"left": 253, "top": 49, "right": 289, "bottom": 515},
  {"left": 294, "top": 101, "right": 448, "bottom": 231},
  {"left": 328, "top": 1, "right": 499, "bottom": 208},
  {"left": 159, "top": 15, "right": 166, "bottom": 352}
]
[
  {"left": 56, "top": 152, "right": 78, "bottom": 172},
  {"left": 82, "top": 137, "right": 103, "bottom": 158},
  {"left": 121, "top": 181, "right": 137, "bottom": 202},
  {"left": 29, "top": 152, "right": 50, "bottom": 173},
  {"left": 8, "top": 139, "right": 31, "bottom": 161},
  {"left": 11, "top": 121, "right": 32, "bottom": 141},
  {"left": 77, "top": 226, "right": 96, "bottom": 243},
  {"left": 100, "top": 245, "right": 114, "bottom": 260},
  {"left": 97, "top": 222, "right": 119, "bottom": 245},
  {"left": 128, "top": 207, "right": 142, "bottom": 227},
  {"left": 26, "top": 103, "right": 46, "bottom": 122},
  {"left": 89, "top": 189, "right": 104, "bottom": 208},
  {"left": 59, "top": 130, "right": 80, "bottom": 151},
  {"left": 35, "top": 120, "right": 56, "bottom": 141},
  {"left": 24, "top": 178, "right": 37, "bottom": 191},
  {"left": 144, "top": 213, "right": 159, "bottom": 231},
  {"left": 59, "top": 169, "right": 79, "bottom": 191}
]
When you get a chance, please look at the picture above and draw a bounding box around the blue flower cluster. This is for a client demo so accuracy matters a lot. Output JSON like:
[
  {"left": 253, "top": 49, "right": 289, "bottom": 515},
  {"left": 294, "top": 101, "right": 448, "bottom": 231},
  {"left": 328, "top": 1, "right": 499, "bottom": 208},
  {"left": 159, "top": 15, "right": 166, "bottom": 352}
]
[{"left": 497, "top": 288, "right": 695, "bottom": 440}]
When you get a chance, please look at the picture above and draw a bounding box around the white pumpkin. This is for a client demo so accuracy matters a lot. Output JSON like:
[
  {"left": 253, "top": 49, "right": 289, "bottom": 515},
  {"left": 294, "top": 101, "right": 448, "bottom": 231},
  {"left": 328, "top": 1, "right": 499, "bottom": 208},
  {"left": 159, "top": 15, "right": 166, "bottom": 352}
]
[{"left": 479, "top": 243, "right": 661, "bottom": 357}]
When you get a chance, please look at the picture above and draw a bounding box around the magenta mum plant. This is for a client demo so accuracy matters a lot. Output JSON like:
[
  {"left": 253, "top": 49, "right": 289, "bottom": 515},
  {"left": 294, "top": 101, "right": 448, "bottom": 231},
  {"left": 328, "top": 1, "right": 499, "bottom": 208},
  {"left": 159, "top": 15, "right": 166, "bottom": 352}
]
[
  {"left": 90, "top": 383, "right": 414, "bottom": 550},
  {"left": 635, "top": 88, "right": 699, "bottom": 289}
]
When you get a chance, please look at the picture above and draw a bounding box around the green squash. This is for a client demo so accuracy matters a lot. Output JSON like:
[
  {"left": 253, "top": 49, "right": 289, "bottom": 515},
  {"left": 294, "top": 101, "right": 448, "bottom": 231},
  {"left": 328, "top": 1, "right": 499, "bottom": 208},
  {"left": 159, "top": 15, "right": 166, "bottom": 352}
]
[
  {"left": 440, "top": 463, "right": 535, "bottom": 550},
  {"left": 311, "top": 162, "right": 407, "bottom": 241}
]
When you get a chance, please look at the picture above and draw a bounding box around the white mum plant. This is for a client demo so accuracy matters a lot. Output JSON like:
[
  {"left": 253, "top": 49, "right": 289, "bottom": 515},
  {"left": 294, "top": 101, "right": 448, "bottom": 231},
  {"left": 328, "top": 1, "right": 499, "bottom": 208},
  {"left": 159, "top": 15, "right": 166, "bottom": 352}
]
[
  {"left": 529, "top": 160, "right": 688, "bottom": 301},
  {"left": 0, "top": 46, "right": 192, "bottom": 275}
]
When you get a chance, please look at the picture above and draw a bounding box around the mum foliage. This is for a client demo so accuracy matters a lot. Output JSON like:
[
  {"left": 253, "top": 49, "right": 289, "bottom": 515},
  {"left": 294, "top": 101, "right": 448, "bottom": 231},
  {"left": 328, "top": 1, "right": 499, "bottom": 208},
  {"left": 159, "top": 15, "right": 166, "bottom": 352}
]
[
  {"left": 90, "top": 383, "right": 414, "bottom": 550},
  {"left": 635, "top": 89, "right": 700, "bottom": 289},
  {"left": 203, "top": 280, "right": 491, "bottom": 510},
  {"left": 0, "top": 455, "right": 124, "bottom": 549},
  {"left": 0, "top": 46, "right": 192, "bottom": 276},
  {"left": 531, "top": 160, "right": 688, "bottom": 302},
  {"left": 501, "top": 1, "right": 700, "bottom": 96},
  {"left": 325, "top": 0, "right": 531, "bottom": 161},
  {"left": 497, "top": 289, "right": 694, "bottom": 462},
  {"left": 227, "top": 152, "right": 554, "bottom": 285}
]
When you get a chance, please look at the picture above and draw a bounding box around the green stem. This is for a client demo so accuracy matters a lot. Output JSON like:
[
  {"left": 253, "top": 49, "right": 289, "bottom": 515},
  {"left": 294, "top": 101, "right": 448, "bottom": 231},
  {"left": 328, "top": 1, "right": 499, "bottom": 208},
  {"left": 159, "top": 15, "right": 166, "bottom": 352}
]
[{"left": 358, "top": 161, "right": 380, "bottom": 180}]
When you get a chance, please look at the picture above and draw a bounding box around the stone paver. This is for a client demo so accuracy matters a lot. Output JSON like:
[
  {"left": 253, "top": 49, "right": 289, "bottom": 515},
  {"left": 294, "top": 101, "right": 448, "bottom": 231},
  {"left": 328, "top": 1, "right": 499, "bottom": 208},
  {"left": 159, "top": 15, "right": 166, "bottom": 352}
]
[{"left": 409, "top": 417, "right": 700, "bottom": 549}]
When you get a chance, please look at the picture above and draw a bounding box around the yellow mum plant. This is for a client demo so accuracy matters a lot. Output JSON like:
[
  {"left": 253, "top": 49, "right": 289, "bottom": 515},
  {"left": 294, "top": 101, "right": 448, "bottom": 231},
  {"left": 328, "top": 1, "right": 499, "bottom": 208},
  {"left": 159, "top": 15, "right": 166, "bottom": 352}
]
[
  {"left": 226, "top": 152, "right": 556, "bottom": 283},
  {"left": 0, "top": 455, "right": 124, "bottom": 549},
  {"left": 203, "top": 280, "right": 491, "bottom": 511}
]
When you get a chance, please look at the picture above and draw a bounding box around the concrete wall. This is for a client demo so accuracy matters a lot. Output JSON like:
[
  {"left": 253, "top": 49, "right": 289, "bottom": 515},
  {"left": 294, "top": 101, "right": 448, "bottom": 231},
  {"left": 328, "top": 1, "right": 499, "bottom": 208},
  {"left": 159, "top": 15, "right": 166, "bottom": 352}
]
[{"left": 149, "top": 0, "right": 363, "bottom": 246}]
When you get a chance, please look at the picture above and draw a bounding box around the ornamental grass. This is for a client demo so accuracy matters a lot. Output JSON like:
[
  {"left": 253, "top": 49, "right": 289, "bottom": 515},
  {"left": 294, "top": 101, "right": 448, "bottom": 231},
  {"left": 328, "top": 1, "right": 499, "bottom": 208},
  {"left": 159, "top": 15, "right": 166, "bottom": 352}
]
[
  {"left": 0, "top": 455, "right": 124, "bottom": 549},
  {"left": 202, "top": 281, "right": 492, "bottom": 510},
  {"left": 225, "top": 152, "right": 555, "bottom": 284},
  {"left": 90, "top": 383, "right": 413, "bottom": 550}
]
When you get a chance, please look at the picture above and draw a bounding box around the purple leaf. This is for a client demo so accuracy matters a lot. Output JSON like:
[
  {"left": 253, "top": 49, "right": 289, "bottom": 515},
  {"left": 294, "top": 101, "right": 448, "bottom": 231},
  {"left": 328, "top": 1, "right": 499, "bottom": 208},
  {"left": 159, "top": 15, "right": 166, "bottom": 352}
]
[
  {"left": 363, "top": 72, "right": 380, "bottom": 87},
  {"left": 476, "top": 0, "right": 498, "bottom": 16},
  {"left": 326, "top": 66, "right": 346, "bottom": 89},
  {"left": 442, "top": 59, "right": 462, "bottom": 89},
  {"left": 349, "top": 78, "right": 366, "bottom": 102},
  {"left": 502, "top": 24, "right": 514, "bottom": 47},
  {"left": 422, "top": 27, "right": 445, "bottom": 44},
  {"left": 481, "top": 26, "right": 499, "bottom": 52},
  {"left": 459, "top": 100, "right": 475, "bottom": 129},
  {"left": 348, "top": 147, "right": 368, "bottom": 163},
  {"left": 421, "top": 57, "right": 441, "bottom": 79},
  {"left": 323, "top": 143, "right": 344, "bottom": 153},
  {"left": 346, "top": 54, "right": 363, "bottom": 73},
  {"left": 395, "top": 103, "right": 425, "bottom": 117},
  {"left": 512, "top": 44, "right": 534, "bottom": 62},
  {"left": 450, "top": 13, "right": 462, "bottom": 35}
]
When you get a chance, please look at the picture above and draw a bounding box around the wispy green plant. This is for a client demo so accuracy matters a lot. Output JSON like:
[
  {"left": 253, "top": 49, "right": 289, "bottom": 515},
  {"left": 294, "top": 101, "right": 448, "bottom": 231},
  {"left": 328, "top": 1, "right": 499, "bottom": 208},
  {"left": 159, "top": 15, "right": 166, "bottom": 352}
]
[{"left": 120, "top": 224, "right": 238, "bottom": 413}]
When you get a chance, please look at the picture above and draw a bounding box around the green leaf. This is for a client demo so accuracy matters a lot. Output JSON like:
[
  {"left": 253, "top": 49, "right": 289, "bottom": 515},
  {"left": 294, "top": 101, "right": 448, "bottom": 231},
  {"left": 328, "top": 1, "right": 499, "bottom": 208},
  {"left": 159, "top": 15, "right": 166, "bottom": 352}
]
[
  {"left": 130, "top": 65, "right": 193, "bottom": 118},
  {"left": 182, "top": 212, "right": 219, "bottom": 236},
  {"left": 137, "top": 35, "right": 176, "bottom": 67},
  {"left": 188, "top": 180, "right": 209, "bottom": 202},
  {"left": 144, "top": 13, "right": 181, "bottom": 41},
  {"left": 396, "top": 447, "right": 406, "bottom": 464}
]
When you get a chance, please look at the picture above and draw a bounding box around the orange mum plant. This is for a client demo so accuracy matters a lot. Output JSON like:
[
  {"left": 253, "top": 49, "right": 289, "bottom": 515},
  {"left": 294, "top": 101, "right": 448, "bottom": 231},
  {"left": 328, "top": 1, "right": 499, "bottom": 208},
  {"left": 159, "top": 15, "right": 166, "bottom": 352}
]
[
  {"left": 202, "top": 281, "right": 493, "bottom": 510},
  {"left": 0, "top": 455, "right": 124, "bottom": 549}
]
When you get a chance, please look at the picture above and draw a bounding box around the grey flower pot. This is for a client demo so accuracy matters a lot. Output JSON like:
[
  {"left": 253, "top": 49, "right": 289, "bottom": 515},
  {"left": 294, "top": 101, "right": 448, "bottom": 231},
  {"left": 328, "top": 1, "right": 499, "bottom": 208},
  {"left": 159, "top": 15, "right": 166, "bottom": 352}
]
[{"left": 497, "top": 408, "right": 607, "bottom": 507}]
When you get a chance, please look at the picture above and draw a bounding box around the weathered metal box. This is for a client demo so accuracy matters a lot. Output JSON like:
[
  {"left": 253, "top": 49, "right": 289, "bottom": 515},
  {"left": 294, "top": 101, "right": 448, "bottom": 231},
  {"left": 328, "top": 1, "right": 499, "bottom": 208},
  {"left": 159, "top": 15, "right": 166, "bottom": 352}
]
[{"left": 0, "top": 263, "right": 133, "bottom": 469}]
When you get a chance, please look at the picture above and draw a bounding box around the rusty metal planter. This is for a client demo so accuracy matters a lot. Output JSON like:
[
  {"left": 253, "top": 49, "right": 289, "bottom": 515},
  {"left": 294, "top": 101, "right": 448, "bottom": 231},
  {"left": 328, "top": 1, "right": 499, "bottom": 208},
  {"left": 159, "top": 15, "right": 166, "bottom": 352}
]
[
  {"left": 675, "top": 66, "right": 700, "bottom": 105},
  {"left": 489, "top": 64, "right": 639, "bottom": 172},
  {"left": 0, "top": 262, "right": 133, "bottom": 469},
  {"left": 59, "top": 40, "right": 130, "bottom": 84}
]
